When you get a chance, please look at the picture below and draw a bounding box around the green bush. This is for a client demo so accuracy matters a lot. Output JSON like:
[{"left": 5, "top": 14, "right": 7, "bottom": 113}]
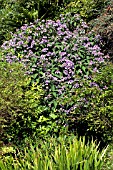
[
  {"left": 0, "top": 0, "right": 39, "bottom": 44},
  {"left": 0, "top": 0, "right": 67, "bottom": 45},
  {"left": 58, "top": 63, "right": 113, "bottom": 147},
  {"left": 0, "top": 136, "right": 108, "bottom": 170},
  {"left": 59, "top": 0, "right": 105, "bottom": 22},
  {"left": 0, "top": 61, "right": 46, "bottom": 145},
  {"left": 88, "top": 0, "right": 113, "bottom": 62}
]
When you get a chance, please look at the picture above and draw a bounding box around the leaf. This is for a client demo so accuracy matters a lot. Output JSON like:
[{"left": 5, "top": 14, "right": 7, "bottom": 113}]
[
  {"left": 32, "top": 73, "right": 38, "bottom": 79},
  {"left": 52, "top": 92, "right": 57, "bottom": 98},
  {"left": 53, "top": 100, "right": 57, "bottom": 109},
  {"left": 74, "top": 22, "right": 77, "bottom": 27},
  {"left": 38, "top": 116, "right": 49, "bottom": 122},
  {"left": 78, "top": 51, "right": 84, "bottom": 58},
  {"left": 53, "top": 73, "right": 62, "bottom": 79},
  {"left": 51, "top": 84, "right": 55, "bottom": 91},
  {"left": 82, "top": 66, "right": 86, "bottom": 72},
  {"left": 50, "top": 113, "right": 57, "bottom": 119}
]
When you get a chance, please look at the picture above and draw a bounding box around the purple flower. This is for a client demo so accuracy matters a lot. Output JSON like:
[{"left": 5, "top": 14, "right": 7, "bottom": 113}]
[
  {"left": 58, "top": 89, "right": 63, "bottom": 95},
  {"left": 40, "top": 39, "right": 48, "bottom": 44},
  {"left": 59, "top": 52, "right": 67, "bottom": 57},
  {"left": 84, "top": 42, "right": 91, "bottom": 47},
  {"left": 93, "top": 67, "right": 98, "bottom": 73},
  {"left": 42, "top": 48, "right": 48, "bottom": 53},
  {"left": 40, "top": 55, "right": 46, "bottom": 60},
  {"left": 95, "top": 57, "right": 104, "bottom": 63},
  {"left": 81, "top": 22, "right": 88, "bottom": 28},
  {"left": 46, "top": 52, "right": 53, "bottom": 57},
  {"left": 55, "top": 70, "right": 60, "bottom": 74},
  {"left": 67, "top": 80, "right": 74, "bottom": 84},
  {"left": 90, "top": 82, "right": 98, "bottom": 87},
  {"left": 89, "top": 60, "right": 94, "bottom": 66},
  {"left": 21, "top": 25, "right": 27, "bottom": 31},
  {"left": 92, "top": 45, "right": 101, "bottom": 51},
  {"left": 31, "top": 40, "right": 35, "bottom": 48},
  {"left": 63, "top": 70, "right": 68, "bottom": 75},
  {"left": 74, "top": 83, "right": 79, "bottom": 88}
]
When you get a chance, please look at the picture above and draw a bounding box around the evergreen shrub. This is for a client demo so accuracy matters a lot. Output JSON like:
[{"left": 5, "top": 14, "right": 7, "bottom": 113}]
[
  {"left": 0, "top": 61, "right": 46, "bottom": 145},
  {"left": 89, "top": 0, "right": 113, "bottom": 62}
]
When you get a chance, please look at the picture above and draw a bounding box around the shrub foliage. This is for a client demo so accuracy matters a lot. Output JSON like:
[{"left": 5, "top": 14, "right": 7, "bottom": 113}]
[
  {"left": 1, "top": 13, "right": 112, "bottom": 146},
  {"left": 58, "top": 63, "right": 113, "bottom": 146},
  {"left": 0, "top": 61, "right": 46, "bottom": 144},
  {"left": 89, "top": 0, "right": 113, "bottom": 62}
]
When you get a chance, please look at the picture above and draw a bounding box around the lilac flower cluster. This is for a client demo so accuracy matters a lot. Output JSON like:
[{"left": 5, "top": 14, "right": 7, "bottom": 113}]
[{"left": 1, "top": 13, "right": 108, "bottom": 117}]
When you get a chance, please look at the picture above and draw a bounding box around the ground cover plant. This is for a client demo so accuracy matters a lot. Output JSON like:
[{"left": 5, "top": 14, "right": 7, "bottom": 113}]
[
  {"left": 0, "top": 136, "right": 108, "bottom": 170},
  {"left": 1, "top": 12, "right": 111, "bottom": 145},
  {"left": 102, "top": 143, "right": 113, "bottom": 170}
]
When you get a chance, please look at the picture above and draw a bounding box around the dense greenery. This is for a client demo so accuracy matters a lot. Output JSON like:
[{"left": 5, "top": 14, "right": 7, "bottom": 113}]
[
  {"left": 0, "top": 0, "right": 60, "bottom": 44},
  {"left": 89, "top": 0, "right": 113, "bottom": 62},
  {"left": 1, "top": 13, "right": 111, "bottom": 146},
  {"left": 58, "top": 63, "right": 113, "bottom": 146},
  {"left": 0, "top": 0, "right": 106, "bottom": 45},
  {"left": 59, "top": 0, "right": 105, "bottom": 21},
  {"left": 0, "top": 0, "right": 113, "bottom": 169},
  {"left": 0, "top": 61, "right": 47, "bottom": 145}
]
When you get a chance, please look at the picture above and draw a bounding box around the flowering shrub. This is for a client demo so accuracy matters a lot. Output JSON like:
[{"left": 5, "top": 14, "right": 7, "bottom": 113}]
[
  {"left": 1, "top": 13, "right": 109, "bottom": 142},
  {"left": 58, "top": 63, "right": 113, "bottom": 146}
]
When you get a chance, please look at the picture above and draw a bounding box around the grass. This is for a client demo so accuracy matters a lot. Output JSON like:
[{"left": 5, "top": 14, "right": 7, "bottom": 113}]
[{"left": 0, "top": 136, "right": 108, "bottom": 170}]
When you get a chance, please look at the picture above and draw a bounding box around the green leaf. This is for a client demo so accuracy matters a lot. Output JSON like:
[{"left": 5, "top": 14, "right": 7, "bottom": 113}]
[
  {"left": 32, "top": 73, "right": 38, "bottom": 79},
  {"left": 74, "top": 22, "right": 76, "bottom": 27},
  {"left": 53, "top": 100, "right": 57, "bottom": 109},
  {"left": 78, "top": 51, "right": 84, "bottom": 58},
  {"left": 52, "top": 92, "right": 57, "bottom": 98},
  {"left": 53, "top": 73, "right": 62, "bottom": 79},
  {"left": 50, "top": 113, "right": 57, "bottom": 119},
  {"left": 51, "top": 84, "right": 55, "bottom": 91},
  {"left": 82, "top": 66, "right": 86, "bottom": 72}
]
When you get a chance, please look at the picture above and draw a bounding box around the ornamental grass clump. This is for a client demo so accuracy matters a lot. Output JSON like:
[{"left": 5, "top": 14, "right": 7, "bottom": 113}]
[
  {"left": 1, "top": 13, "right": 108, "bottom": 139},
  {"left": 0, "top": 136, "right": 108, "bottom": 170}
]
